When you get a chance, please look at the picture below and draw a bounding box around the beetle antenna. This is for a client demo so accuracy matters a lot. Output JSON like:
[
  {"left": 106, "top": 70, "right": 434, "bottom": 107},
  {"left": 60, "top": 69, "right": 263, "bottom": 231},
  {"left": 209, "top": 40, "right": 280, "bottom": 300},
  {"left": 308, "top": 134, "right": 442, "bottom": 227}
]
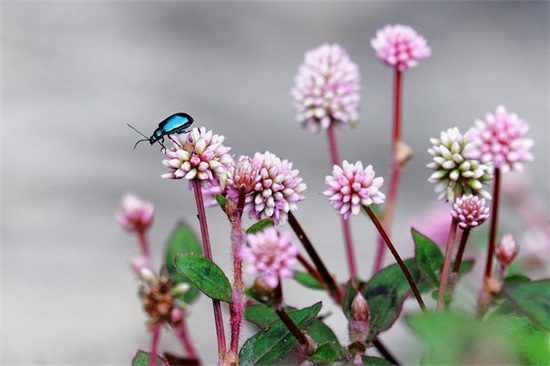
[
  {"left": 133, "top": 139, "right": 149, "bottom": 149},
  {"left": 127, "top": 123, "right": 149, "bottom": 139}
]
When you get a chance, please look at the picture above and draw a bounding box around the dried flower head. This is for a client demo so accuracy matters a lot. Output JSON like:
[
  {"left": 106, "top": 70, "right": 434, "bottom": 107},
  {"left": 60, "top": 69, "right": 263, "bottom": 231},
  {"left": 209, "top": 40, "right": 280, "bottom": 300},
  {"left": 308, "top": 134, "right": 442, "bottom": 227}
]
[
  {"left": 138, "top": 272, "right": 175, "bottom": 330},
  {"left": 291, "top": 43, "right": 361, "bottom": 133},
  {"left": 495, "top": 234, "right": 519, "bottom": 268},
  {"left": 427, "top": 127, "right": 493, "bottom": 201},
  {"left": 240, "top": 227, "right": 299, "bottom": 289},
  {"left": 466, "top": 106, "right": 534, "bottom": 172},
  {"left": 371, "top": 24, "right": 431, "bottom": 72},
  {"left": 323, "top": 161, "right": 385, "bottom": 220},
  {"left": 243, "top": 151, "right": 306, "bottom": 225},
  {"left": 162, "top": 127, "right": 233, "bottom": 188},
  {"left": 451, "top": 194, "right": 490, "bottom": 229},
  {"left": 116, "top": 193, "right": 155, "bottom": 233}
]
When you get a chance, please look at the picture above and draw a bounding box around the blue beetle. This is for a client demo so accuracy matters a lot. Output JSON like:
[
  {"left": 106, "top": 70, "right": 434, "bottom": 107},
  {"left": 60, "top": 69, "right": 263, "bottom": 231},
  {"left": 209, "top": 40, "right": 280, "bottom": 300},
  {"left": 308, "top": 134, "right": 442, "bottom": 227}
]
[{"left": 128, "top": 112, "right": 194, "bottom": 150}]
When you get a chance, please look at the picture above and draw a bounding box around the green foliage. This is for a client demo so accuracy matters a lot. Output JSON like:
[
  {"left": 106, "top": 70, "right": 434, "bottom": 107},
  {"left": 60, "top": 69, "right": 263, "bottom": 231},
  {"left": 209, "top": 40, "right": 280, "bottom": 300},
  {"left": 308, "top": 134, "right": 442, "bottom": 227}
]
[
  {"left": 362, "top": 355, "right": 396, "bottom": 365},
  {"left": 412, "top": 228, "right": 444, "bottom": 286},
  {"left": 164, "top": 222, "right": 203, "bottom": 304},
  {"left": 173, "top": 254, "right": 233, "bottom": 303},
  {"left": 132, "top": 350, "right": 169, "bottom": 366},
  {"left": 362, "top": 259, "right": 420, "bottom": 342},
  {"left": 502, "top": 279, "right": 550, "bottom": 331},
  {"left": 293, "top": 271, "right": 324, "bottom": 290},
  {"left": 407, "top": 310, "right": 550, "bottom": 365},
  {"left": 341, "top": 280, "right": 359, "bottom": 320},
  {"left": 246, "top": 219, "right": 275, "bottom": 234},
  {"left": 239, "top": 302, "right": 322, "bottom": 366}
]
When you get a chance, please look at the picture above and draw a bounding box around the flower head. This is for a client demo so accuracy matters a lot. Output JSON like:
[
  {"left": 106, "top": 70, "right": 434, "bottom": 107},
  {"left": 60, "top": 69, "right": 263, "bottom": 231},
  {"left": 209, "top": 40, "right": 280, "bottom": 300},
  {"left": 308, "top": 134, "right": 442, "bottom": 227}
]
[
  {"left": 291, "top": 43, "right": 361, "bottom": 133},
  {"left": 323, "top": 161, "right": 385, "bottom": 220},
  {"left": 242, "top": 151, "right": 306, "bottom": 225},
  {"left": 116, "top": 193, "right": 155, "bottom": 233},
  {"left": 162, "top": 127, "right": 233, "bottom": 188},
  {"left": 240, "top": 227, "right": 299, "bottom": 289},
  {"left": 451, "top": 194, "right": 490, "bottom": 229},
  {"left": 466, "top": 106, "right": 534, "bottom": 172},
  {"left": 371, "top": 24, "right": 431, "bottom": 72},
  {"left": 228, "top": 156, "right": 258, "bottom": 195},
  {"left": 495, "top": 234, "right": 519, "bottom": 268},
  {"left": 427, "top": 127, "right": 493, "bottom": 201}
]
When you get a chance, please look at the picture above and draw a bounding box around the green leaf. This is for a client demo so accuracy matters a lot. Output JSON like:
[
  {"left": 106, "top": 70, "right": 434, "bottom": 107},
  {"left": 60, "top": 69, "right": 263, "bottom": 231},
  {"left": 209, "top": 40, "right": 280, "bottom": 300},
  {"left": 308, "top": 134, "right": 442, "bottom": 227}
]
[
  {"left": 215, "top": 194, "right": 227, "bottom": 210},
  {"left": 362, "top": 259, "right": 420, "bottom": 342},
  {"left": 164, "top": 222, "right": 202, "bottom": 304},
  {"left": 239, "top": 302, "right": 322, "bottom": 366},
  {"left": 412, "top": 228, "right": 444, "bottom": 286},
  {"left": 173, "top": 254, "right": 233, "bottom": 303},
  {"left": 244, "top": 304, "right": 292, "bottom": 328},
  {"left": 246, "top": 219, "right": 274, "bottom": 234},
  {"left": 293, "top": 271, "right": 324, "bottom": 290},
  {"left": 341, "top": 280, "right": 359, "bottom": 320},
  {"left": 407, "top": 310, "right": 550, "bottom": 365},
  {"left": 502, "top": 279, "right": 550, "bottom": 331},
  {"left": 132, "top": 350, "right": 169, "bottom": 366},
  {"left": 362, "top": 355, "right": 395, "bottom": 365},
  {"left": 308, "top": 342, "right": 339, "bottom": 363},
  {"left": 307, "top": 319, "right": 345, "bottom": 359}
]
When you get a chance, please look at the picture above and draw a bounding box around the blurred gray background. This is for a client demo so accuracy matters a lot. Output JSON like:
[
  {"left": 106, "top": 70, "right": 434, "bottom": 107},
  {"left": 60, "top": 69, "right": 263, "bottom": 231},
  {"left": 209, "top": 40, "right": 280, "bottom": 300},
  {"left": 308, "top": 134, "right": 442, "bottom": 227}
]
[{"left": 3, "top": 1, "right": 548, "bottom": 365}]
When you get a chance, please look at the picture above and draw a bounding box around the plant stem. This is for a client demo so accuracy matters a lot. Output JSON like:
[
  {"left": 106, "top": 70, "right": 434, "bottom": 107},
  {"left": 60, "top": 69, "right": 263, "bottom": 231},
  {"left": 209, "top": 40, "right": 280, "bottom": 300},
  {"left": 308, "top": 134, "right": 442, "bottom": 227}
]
[
  {"left": 288, "top": 212, "right": 343, "bottom": 303},
  {"left": 137, "top": 230, "right": 151, "bottom": 259},
  {"left": 373, "top": 69, "right": 403, "bottom": 275},
  {"left": 364, "top": 206, "right": 426, "bottom": 312},
  {"left": 452, "top": 227, "right": 471, "bottom": 275},
  {"left": 174, "top": 316, "right": 201, "bottom": 363},
  {"left": 150, "top": 324, "right": 161, "bottom": 366},
  {"left": 192, "top": 180, "right": 227, "bottom": 363},
  {"left": 327, "top": 124, "right": 357, "bottom": 279},
  {"left": 275, "top": 304, "right": 311, "bottom": 351},
  {"left": 373, "top": 338, "right": 400, "bottom": 366},
  {"left": 484, "top": 168, "right": 501, "bottom": 280},
  {"left": 296, "top": 253, "right": 324, "bottom": 284},
  {"left": 437, "top": 220, "right": 458, "bottom": 311}
]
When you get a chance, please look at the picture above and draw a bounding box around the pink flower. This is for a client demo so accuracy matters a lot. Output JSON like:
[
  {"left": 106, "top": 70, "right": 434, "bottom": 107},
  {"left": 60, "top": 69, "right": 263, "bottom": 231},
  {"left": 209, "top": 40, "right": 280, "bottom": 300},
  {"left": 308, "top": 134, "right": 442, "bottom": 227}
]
[
  {"left": 240, "top": 227, "right": 299, "bottom": 289},
  {"left": 451, "top": 194, "right": 490, "bottom": 230},
  {"left": 291, "top": 43, "right": 361, "bottom": 133},
  {"left": 495, "top": 234, "right": 519, "bottom": 268},
  {"left": 162, "top": 127, "right": 233, "bottom": 188},
  {"left": 323, "top": 161, "right": 385, "bottom": 220},
  {"left": 241, "top": 151, "right": 306, "bottom": 225},
  {"left": 116, "top": 193, "right": 155, "bottom": 233},
  {"left": 371, "top": 24, "right": 431, "bottom": 72},
  {"left": 466, "top": 106, "right": 534, "bottom": 172},
  {"left": 228, "top": 156, "right": 258, "bottom": 195}
]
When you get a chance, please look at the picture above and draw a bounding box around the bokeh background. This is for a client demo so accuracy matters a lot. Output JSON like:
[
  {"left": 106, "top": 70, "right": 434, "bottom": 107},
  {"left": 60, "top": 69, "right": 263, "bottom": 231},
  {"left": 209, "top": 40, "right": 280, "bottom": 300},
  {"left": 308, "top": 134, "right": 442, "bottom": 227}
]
[{"left": 3, "top": 1, "right": 548, "bottom": 365}]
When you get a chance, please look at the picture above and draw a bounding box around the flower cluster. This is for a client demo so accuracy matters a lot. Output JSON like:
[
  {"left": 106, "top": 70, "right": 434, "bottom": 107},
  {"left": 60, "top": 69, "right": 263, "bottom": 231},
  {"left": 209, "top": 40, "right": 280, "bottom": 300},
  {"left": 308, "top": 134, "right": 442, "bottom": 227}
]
[
  {"left": 323, "top": 161, "right": 385, "bottom": 220},
  {"left": 162, "top": 127, "right": 233, "bottom": 188},
  {"left": 427, "top": 127, "right": 492, "bottom": 201},
  {"left": 291, "top": 43, "right": 361, "bottom": 133},
  {"left": 237, "top": 151, "right": 307, "bottom": 225},
  {"left": 450, "top": 194, "right": 490, "bottom": 229},
  {"left": 371, "top": 24, "right": 431, "bottom": 72},
  {"left": 116, "top": 193, "right": 155, "bottom": 233},
  {"left": 240, "top": 227, "right": 299, "bottom": 289},
  {"left": 466, "top": 106, "right": 534, "bottom": 172}
]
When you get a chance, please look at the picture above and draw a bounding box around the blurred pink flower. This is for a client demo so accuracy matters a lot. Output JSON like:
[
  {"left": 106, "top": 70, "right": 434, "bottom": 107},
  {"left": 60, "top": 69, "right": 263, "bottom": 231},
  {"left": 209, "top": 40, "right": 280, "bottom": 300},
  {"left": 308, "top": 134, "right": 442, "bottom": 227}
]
[
  {"left": 162, "top": 127, "right": 233, "bottom": 188},
  {"left": 466, "top": 106, "right": 534, "bottom": 172},
  {"left": 371, "top": 24, "right": 431, "bottom": 72},
  {"left": 495, "top": 234, "right": 519, "bottom": 268},
  {"left": 243, "top": 151, "right": 306, "bottom": 225},
  {"left": 291, "top": 43, "right": 361, "bottom": 133},
  {"left": 240, "top": 227, "right": 299, "bottom": 289},
  {"left": 116, "top": 193, "right": 154, "bottom": 233},
  {"left": 323, "top": 161, "right": 385, "bottom": 220},
  {"left": 451, "top": 194, "right": 490, "bottom": 230}
]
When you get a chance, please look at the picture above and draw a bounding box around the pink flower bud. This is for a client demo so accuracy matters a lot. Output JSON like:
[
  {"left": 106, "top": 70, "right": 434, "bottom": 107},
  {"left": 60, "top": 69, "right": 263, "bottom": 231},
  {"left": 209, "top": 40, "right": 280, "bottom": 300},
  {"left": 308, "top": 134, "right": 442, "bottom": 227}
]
[
  {"left": 495, "top": 234, "right": 519, "bottom": 268},
  {"left": 116, "top": 193, "right": 154, "bottom": 233}
]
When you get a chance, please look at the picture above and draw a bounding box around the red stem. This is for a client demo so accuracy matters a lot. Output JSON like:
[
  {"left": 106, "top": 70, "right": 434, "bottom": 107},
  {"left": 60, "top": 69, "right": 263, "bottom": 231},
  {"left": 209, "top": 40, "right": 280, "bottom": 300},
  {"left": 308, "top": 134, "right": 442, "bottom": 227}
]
[
  {"left": 437, "top": 219, "right": 458, "bottom": 311},
  {"left": 192, "top": 180, "right": 227, "bottom": 362},
  {"left": 365, "top": 206, "right": 426, "bottom": 312},
  {"left": 174, "top": 316, "right": 201, "bottom": 363},
  {"left": 373, "top": 69, "right": 403, "bottom": 275},
  {"left": 149, "top": 324, "right": 161, "bottom": 366},
  {"left": 138, "top": 230, "right": 151, "bottom": 259},
  {"left": 484, "top": 168, "right": 501, "bottom": 279},
  {"left": 327, "top": 124, "right": 357, "bottom": 279}
]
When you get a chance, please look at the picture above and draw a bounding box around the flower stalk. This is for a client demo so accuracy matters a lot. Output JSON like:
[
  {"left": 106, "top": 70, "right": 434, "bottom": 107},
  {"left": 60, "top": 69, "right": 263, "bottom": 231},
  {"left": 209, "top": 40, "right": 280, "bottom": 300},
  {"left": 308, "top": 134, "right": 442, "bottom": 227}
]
[{"left": 437, "top": 220, "right": 458, "bottom": 311}]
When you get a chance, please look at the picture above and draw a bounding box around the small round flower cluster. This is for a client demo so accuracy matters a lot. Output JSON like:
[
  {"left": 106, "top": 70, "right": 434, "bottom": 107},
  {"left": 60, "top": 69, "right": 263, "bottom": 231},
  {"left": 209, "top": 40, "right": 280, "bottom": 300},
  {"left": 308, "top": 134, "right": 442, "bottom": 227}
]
[
  {"left": 323, "top": 161, "right": 386, "bottom": 220},
  {"left": 291, "top": 43, "right": 361, "bottom": 133},
  {"left": 240, "top": 227, "right": 299, "bottom": 289},
  {"left": 116, "top": 193, "right": 155, "bottom": 233},
  {"left": 371, "top": 24, "right": 431, "bottom": 72},
  {"left": 234, "top": 152, "right": 307, "bottom": 225},
  {"left": 427, "top": 127, "right": 493, "bottom": 201},
  {"left": 162, "top": 127, "right": 233, "bottom": 188},
  {"left": 466, "top": 105, "right": 534, "bottom": 172},
  {"left": 451, "top": 194, "right": 490, "bottom": 229}
]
